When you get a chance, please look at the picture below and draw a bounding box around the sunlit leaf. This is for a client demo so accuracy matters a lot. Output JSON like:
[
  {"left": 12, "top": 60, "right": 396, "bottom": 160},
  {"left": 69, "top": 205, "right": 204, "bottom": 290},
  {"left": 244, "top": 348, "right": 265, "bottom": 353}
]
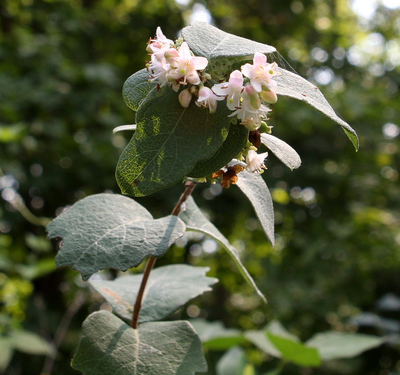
[
  {"left": 236, "top": 171, "right": 275, "bottom": 246},
  {"left": 306, "top": 331, "right": 384, "bottom": 361},
  {"left": 275, "top": 68, "right": 359, "bottom": 150},
  {"left": 90, "top": 265, "right": 217, "bottom": 323},
  {"left": 116, "top": 87, "right": 231, "bottom": 196},
  {"left": 10, "top": 330, "right": 54, "bottom": 356},
  {"left": 0, "top": 337, "right": 13, "bottom": 372},
  {"left": 47, "top": 194, "right": 186, "bottom": 280},
  {"left": 261, "top": 133, "right": 301, "bottom": 170},
  {"left": 72, "top": 311, "right": 207, "bottom": 375},
  {"left": 180, "top": 197, "right": 266, "bottom": 302},
  {"left": 216, "top": 347, "right": 248, "bottom": 375}
]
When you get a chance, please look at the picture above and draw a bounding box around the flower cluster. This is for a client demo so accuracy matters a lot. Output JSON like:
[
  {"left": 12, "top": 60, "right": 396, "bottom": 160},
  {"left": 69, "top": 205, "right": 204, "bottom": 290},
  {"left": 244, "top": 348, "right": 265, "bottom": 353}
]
[{"left": 146, "top": 28, "right": 279, "bottom": 182}]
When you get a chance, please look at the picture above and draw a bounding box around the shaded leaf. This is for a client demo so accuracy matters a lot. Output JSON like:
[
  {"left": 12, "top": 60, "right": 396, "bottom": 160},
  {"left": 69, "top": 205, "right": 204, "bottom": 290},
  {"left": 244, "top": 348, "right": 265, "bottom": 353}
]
[
  {"left": 47, "top": 194, "right": 186, "bottom": 280},
  {"left": 216, "top": 347, "right": 248, "bottom": 375},
  {"left": 236, "top": 171, "right": 275, "bottom": 246},
  {"left": 90, "top": 265, "right": 217, "bottom": 323},
  {"left": 260, "top": 133, "right": 301, "bottom": 170},
  {"left": 182, "top": 22, "right": 276, "bottom": 61},
  {"left": 116, "top": 87, "right": 231, "bottom": 196},
  {"left": 179, "top": 197, "right": 266, "bottom": 302},
  {"left": 0, "top": 337, "right": 13, "bottom": 372},
  {"left": 190, "top": 319, "right": 246, "bottom": 350},
  {"left": 306, "top": 331, "right": 384, "bottom": 361},
  {"left": 123, "top": 68, "right": 155, "bottom": 112},
  {"left": 72, "top": 311, "right": 207, "bottom": 375},
  {"left": 267, "top": 333, "right": 321, "bottom": 367},
  {"left": 189, "top": 122, "right": 248, "bottom": 178},
  {"left": 275, "top": 68, "right": 359, "bottom": 150}
]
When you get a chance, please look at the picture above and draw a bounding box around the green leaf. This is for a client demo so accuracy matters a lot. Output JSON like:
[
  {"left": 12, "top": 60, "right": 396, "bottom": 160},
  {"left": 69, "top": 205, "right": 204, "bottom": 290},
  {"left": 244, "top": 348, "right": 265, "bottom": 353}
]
[
  {"left": 306, "top": 331, "right": 384, "bottom": 361},
  {"left": 236, "top": 171, "right": 275, "bottom": 246},
  {"left": 261, "top": 133, "right": 301, "bottom": 170},
  {"left": 10, "top": 330, "right": 54, "bottom": 355},
  {"left": 179, "top": 197, "right": 266, "bottom": 303},
  {"left": 89, "top": 265, "right": 217, "bottom": 323},
  {"left": 189, "top": 122, "right": 249, "bottom": 178},
  {"left": 72, "top": 311, "right": 207, "bottom": 375},
  {"left": 267, "top": 333, "right": 321, "bottom": 367},
  {"left": 275, "top": 68, "right": 359, "bottom": 150},
  {"left": 123, "top": 68, "right": 155, "bottom": 112},
  {"left": 0, "top": 337, "right": 13, "bottom": 372},
  {"left": 190, "top": 319, "right": 246, "bottom": 350},
  {"left": 47, "top": 194, "right": 186, "bottom": 280},
  {"left": 216, "top": 347, "right": 248, "bottom": 375},
  {"left": 0, "top": 123, "right": 27, "bottom": 143},
  {"left": 182, "top": 22, "right": 276, "bottom": 61},
  {"left": 116, "top": 87, "right": 231, "bottom": 196}
]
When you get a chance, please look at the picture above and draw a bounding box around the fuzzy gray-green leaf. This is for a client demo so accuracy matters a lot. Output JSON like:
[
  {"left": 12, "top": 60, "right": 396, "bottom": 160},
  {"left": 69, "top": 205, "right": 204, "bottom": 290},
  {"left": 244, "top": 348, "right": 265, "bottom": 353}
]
[
  {"left": 72, "top": 311, "right": 207, "bottom": 375},
  {"left": 89, "top": 265, "right": 217, "bottom": 323},
  {"left": 47, "top": 194, "right": 186, "bottom": 280},
  {"left": 180, "top": 197, "right": 266, "bottom": 303}
]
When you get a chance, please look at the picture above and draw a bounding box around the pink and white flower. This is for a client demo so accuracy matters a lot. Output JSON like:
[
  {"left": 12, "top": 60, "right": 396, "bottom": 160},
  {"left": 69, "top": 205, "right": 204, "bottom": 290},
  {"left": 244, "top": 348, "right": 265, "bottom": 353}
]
[
  {"left": 167, "top": 42, "right": 208, "bottom": 86},
  {"left": 246, "top": 150, "right": 268, "bottom": 173},
  {"left": 241, "top": 52, "right": 279, "bottom": 93},
  {"left": 212, "top": 70, "right": 244, "bottom": 110},
  {"left": 196, "top": 86, "right": 223, "bottom": 113},
  {"left": 147, "top": 54, "right": 170, "bottom": 87},
  {"left": 146, "top": 27, "right": 173, "bottom": 61}
]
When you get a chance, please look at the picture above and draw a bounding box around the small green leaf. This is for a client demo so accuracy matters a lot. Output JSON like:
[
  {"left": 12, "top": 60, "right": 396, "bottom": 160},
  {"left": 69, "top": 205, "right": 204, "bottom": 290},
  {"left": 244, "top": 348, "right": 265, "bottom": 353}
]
[
  {"left": 0, "top": 123, "right": 27, "bottom": 143},
  {"left": 89, "top": 265, "right": 217, "bottom": 323},
  {"left": 47, "top": 194, "right": 186, "bottom": 280},
  {"left": 236, "top": 171, "right": 275, "bottom": 246},
  {"left": 72, "top": 311, "right": 207, "bottom": 375},
  {"left": 10, "top": 330, "right": 54, "bottom": 356},
  {"left": 275, "top": 68, "right": 359, "bottom": 150},
  {"left": 179, "top": 197, "right": 266, "bottom": 302},
  {"left": 216, "top": 347, "right": 248, "bottom": 375},
  {"left": 182, "top": 22, "right": 276, "bottom": 61},
  {"left": 189, "top": 122, "right": 249, "bottom": 178},
  {"left": 190, "top": 319, "right": 246, "bottom": 350},
  {"left": 116, "top": 87, "right": 231, "bottom": 196},
  {"left": 306, "top": 331, "right": 384, "bottom": 361},
  {"left": 123, "top": 68, "right": 155, "bottom": 112},
  {"left": 267, "top": 333, "right": 321, "bottom": 367},
  {"left": 261, "top": 133, "right": 301, "bottom": 170}
]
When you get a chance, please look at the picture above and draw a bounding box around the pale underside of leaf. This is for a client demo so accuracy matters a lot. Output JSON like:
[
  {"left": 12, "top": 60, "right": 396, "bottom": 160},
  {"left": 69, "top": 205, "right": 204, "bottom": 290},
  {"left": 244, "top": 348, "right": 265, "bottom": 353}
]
[
  {"left": 72, "top": 311, "right": 207, "bottom": 375},
  {"left": 275, "top": 67, "right": 359, "bottom": 150},
  {"left": 89, "top": 264, "right": 218, "bottom": 323},
  {"left": 47, "top": 194, "right": 186, "bottom": 280},
  {"left": 236, "top": 171, "right": 275, "bottom": 246},
  {"left": 261, "top": 133, "right": 301, "bottom": 170},
  {"left": 182, "top": 21, "right": 276, "bottom": 60},
  {"left": 179, "top": 197, "right": 267, "bottom": 303}
]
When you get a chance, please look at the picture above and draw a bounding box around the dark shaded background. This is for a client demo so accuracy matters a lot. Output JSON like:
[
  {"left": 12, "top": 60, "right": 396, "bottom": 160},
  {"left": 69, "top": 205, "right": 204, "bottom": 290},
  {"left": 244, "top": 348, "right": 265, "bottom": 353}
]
[{"left": 1, "top": 0, "right": 399, "bottom": 373}]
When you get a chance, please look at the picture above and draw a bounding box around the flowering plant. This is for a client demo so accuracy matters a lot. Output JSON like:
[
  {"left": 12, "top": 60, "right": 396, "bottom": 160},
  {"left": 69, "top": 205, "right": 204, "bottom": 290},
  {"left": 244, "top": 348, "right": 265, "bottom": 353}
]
[{"left": 45, "top": 23, "right": 372, "bottom": 375}]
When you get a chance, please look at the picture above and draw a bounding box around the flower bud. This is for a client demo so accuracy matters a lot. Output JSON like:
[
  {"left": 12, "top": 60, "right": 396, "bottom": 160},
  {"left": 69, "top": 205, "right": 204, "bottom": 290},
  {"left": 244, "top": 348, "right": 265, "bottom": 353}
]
[
  {"left": 260, "top": 89, "right": 278, "bottom": 104},
  {"left": 178, "top": 89, "right": 193, "bottom": 108},
  {"left": 245, "top": 84, "right": 261, "bottom": 109}
]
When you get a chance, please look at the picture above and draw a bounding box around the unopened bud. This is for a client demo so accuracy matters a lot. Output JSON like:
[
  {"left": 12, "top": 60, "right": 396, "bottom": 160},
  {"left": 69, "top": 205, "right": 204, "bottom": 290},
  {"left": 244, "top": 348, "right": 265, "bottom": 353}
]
[
  {"left": 178, "top": 89, "right": 193, "bottom": 108},
  {"left": 260, "top": 89, "right": 278, "bottom": 104},
  {"left": 245, "top": 84, "right": 261, "bottom": 109}
]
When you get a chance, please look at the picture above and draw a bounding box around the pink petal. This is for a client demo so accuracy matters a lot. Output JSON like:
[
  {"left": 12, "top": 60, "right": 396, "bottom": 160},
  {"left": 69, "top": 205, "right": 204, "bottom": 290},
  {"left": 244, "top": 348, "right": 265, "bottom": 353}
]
[{"left": 253, "top": 52, "right": 267, "bottom": 66}]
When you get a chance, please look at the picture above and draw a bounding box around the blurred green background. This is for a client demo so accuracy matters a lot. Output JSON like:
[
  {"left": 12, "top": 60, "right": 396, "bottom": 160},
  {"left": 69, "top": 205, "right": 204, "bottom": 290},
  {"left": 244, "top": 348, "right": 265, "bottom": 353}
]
[{"left": 0, "top": 0, "right": 399, "bottom": 374}]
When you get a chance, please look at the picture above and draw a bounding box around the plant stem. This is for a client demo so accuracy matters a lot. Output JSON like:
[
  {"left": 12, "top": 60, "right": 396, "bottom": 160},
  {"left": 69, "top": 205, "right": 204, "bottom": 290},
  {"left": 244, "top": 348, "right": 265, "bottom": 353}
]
[{"left": 131, "top": 181, "right": 197, "bottom": 329}]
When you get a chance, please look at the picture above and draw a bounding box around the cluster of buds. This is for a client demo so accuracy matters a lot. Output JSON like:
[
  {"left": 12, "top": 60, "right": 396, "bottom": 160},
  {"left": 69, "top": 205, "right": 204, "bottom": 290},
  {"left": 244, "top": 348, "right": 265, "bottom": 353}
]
[{"left": 146, "top": 27, "right": 279, "bottom": 183}]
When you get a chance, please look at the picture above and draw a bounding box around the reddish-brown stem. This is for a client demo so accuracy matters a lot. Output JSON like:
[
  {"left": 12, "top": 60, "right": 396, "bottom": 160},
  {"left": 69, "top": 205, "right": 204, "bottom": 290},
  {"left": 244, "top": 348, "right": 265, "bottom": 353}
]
[{"left": 131, "top": 181, "right": 197, "bottom": 329}]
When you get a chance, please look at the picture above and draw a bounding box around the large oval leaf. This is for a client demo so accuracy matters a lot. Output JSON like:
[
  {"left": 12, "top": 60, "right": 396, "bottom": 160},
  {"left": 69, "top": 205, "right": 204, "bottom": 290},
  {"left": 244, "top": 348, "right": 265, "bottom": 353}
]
[
  {"left": 275, "top": 68, "right": 359, "bottom": 150},
  {"left": 116, "top": 87, "right": 231, "bottom": 196},
  {"left": 89, "top": 265, "right": 217, "bottom": 323},
  {"left": 47, "top": 194, "right": 186, "bottom": 280},
  {"left": 123, "top": 68, "right": 155, "bottom": 112},
  {"left": 182, "top": 22, "right": 276, "bottom": 61},
  {"left": 188, "top": 122, "right": 248, "bottom": 178},
  {"left": 72, "top": 311, "right": 207, "bottom": 375}
]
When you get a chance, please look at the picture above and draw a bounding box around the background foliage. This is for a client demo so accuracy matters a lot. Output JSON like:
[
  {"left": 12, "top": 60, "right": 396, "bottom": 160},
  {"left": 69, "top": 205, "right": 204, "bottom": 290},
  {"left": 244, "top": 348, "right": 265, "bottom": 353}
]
[{"left": 0, "top": 0, "right": 399, "bottom": 374}]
